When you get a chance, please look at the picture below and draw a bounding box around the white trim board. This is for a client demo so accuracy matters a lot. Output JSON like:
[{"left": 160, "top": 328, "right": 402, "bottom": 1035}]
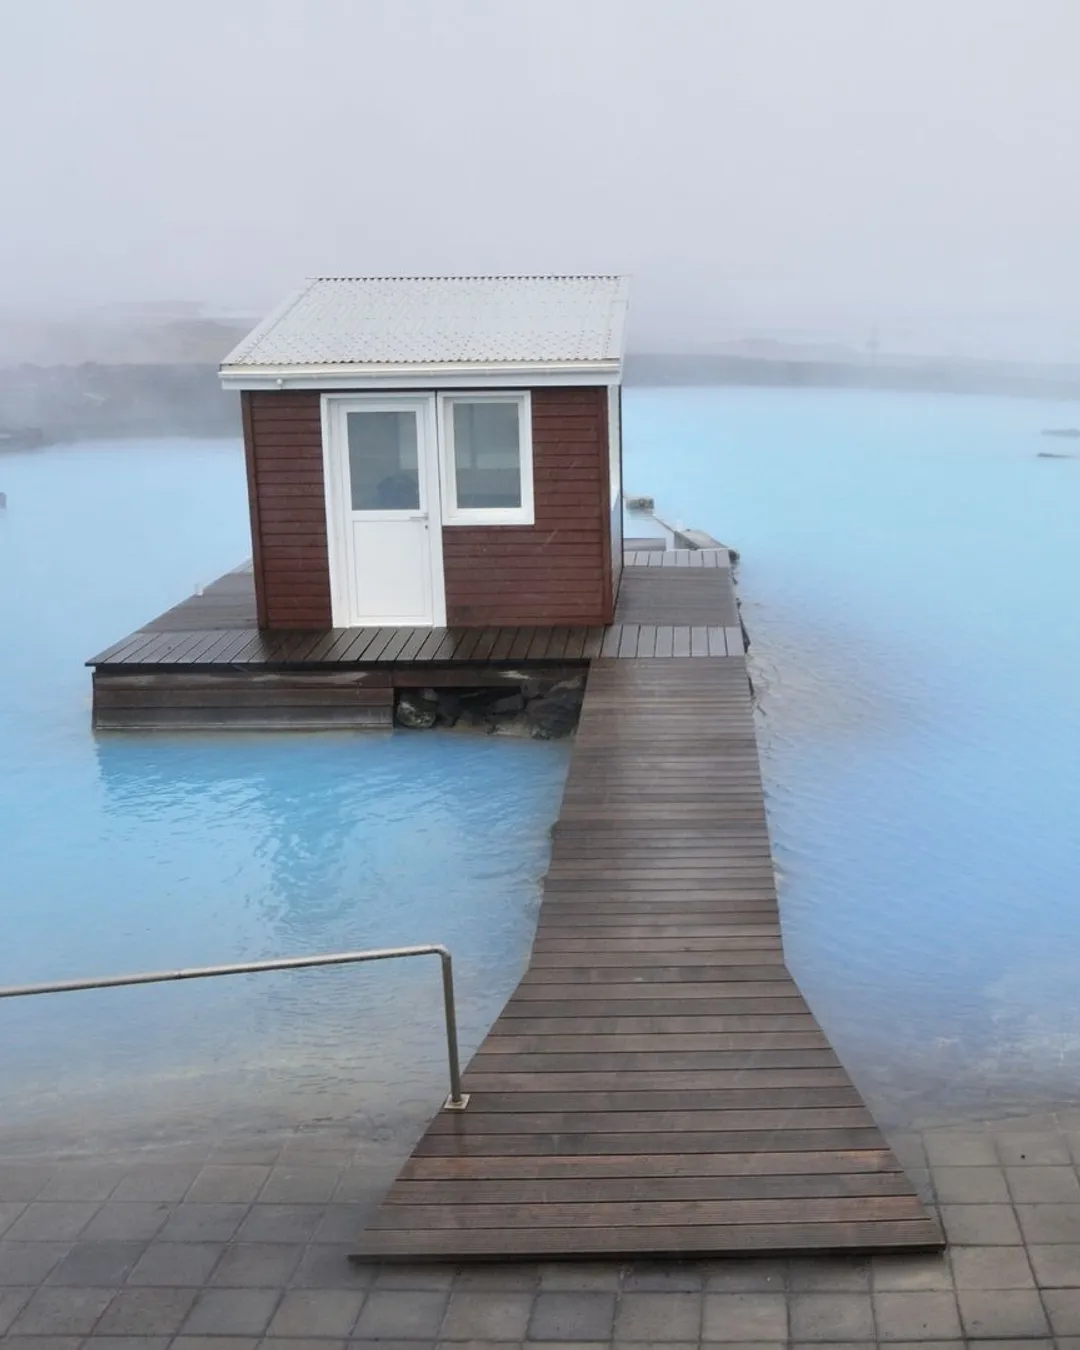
[{"left": 221, "top": 361, "right": 621, "bottom": 391}]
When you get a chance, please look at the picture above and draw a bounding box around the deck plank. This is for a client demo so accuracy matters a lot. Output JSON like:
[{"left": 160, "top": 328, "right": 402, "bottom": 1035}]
[
  {"left": 351, "top": 648, "right": 941, "bottom": 1261},
  {"left": 87, "top": 552, "right": 939, "bottom": 1262}
]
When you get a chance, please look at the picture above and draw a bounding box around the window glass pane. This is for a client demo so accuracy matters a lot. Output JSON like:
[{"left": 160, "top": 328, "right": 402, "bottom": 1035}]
[
  {"left": 346, "top": 410, "right": 419, "bottom": 510},
  {"left": 452, "top": 401, "right": 522, "bottom": 509}
]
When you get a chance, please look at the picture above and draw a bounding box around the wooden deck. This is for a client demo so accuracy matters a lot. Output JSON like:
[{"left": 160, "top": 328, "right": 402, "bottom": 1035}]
[
  {"left": 87, "top": 550, "right": 741, "bottom": 671},
  {"left": 349, "top": 576, "right": 942, "bottom": 1259},
  {"left": 86, "top": 549, "right": 942, "bottom": 1260},
  {"left": 87, "top": 552, "right": 744, "bottom": 729}
]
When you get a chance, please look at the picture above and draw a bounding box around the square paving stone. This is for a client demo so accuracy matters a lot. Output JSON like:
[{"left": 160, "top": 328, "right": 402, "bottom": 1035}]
[
  {"left": 701, "top": 1258, "right": 786, "bottom": 1291},
  {"left": 259, "top": 1166, "right": 343, "bottom": 1204},
  {"left": 47, "top": 1239, "right": 146, "bottom": 1285},
  {"left": 931, "top": 1166, "right": 1010, "bottom": 1203},
  {"left": 8, "top": 1285, "right": 114, "bottom": 1335},
  {"left": 440, "top": 1289, "right": 537, "bottom": 1340},
  {"left": 1017, "top": 1203, "right": 1080, "bottom": 1243},
  {"left": 621, "top": 1260, "right": 702, "bottom": 1292},
  {"left": 701, "top": 1342, "right": 786, "bottom": 1350},
  {"left": 613, "top": 1291, "right": 702, "bottom": 1341},
  {"left": 38, "top": 1165, "right": 124, "bottom": 1203},
  {"left": 266, "top": 1288, "right": 365, "bottom": 1337},
  {"left": 0, "top": 1241, "right": 70, "bottom": 1285},
  {"left": 236, "top": 1204, "right": 323, "bottom": 1243},
  {"left": 0, "top": 1166, "right": 53, "bottom": 1201},
  {"left": 1006, "top": 1165, "right": 1080, "bottom": 1203},
  {"left": 209, "top": 1242, "right": 302, "bottom": 1287},
  {"left": 950, "top": 1244, "right": 1034, "bottom": 1288},
  {"left": 996, "top": 1134, "right": 1074, "bottom": 1166},
  {"left": 1028, "top": 1242, "right": 1080, "bottom": 1286},
  {"left": 789, "top": 1343, "right": 876, "bottom": 1350},
  {"left": 172, "top": 1340, "right": 259, "bottom": 1350},
  {"left": 871, "top": 1254, "right": 952, "bottom": 1290},
  {"left": 3, "top": 1340, "right": 87, "bottom": 1350},
  {"left": 89, "top": 1336, "right": 172, "bottom": 1350},
  {"left": 186, "top": 1165, "right": 270, "bottom": 1204},
  {"left": 529, "top": 1291, "right": 618, "bottom": 1340},
  {"left": 940, "top": 1203, "right": 1023, "bottom": 1245},
  {"left": 261, "top": 1340, "right": 347, "bottom": 1350},
  {"left": 181, "top": 1287, "right": 281, "bottom": 1336},
  {"left": 789, "top": 1293, "right": 875, "bottom": 1340},
  {"left": 702, "top": 1292, "right": 789, "bottom": 1341},
  {"left": 0, "top": 1287, "right": 33, "bottom": 1334},
  {"left": 94, "top": 1286, "right": 199, "bottom": 1335},
  {"left": 452, "top": 1265, "right": 541, "bottom": 1292},
  {"left": 957, "top": 1288, "right": 1050, "bottom": 1337},
  {"left": 538, "top": 1263, "right": 623, "bottom": 1291},
  {"left": 207, "top": 1142, "right": 283, "bottom": 1166},
  {"left": 353, "top": 1287, "right": 449, "bottom": 1339},
  {"left": 158, "top": 1203, "right": 250, "bottom": 1242},
  {"left": 80, "top": 1201, "right": 171, "bottom": 1241},
  {"left": 923, "top": 1131, "right": 997, "bottom": 1167},
  {"left": 4, "top": 1202, "right": 99, "bottom": 1242},
  {"left": 110, "top": 1163, "right": 201, "bottom": 1202},
  {"left": 873, "top": 1291, "right": 962, "bottom": 1340},
  {"left": 330, "top": 1166, "right": 387, "bottom": 1205},
  {"left": 290, "top": 1244, "right": 372, "bottom": 1289},
  {"left": 870, "top": 1342, "right": 966, "bottom": 1350},
  {"left": 127, "top": 1241, "right": 225, "bottom": 1286},
  {"left": 372, "top": 1264, "right": 457, "bottom": 1290},
  {"left": 314, "top": 1204, "right": 369, "bottom": 1243},
  {"left": 1044, "top": 1289, "right": 1080, "bottom": 1335},
  {"left": 788, "top": 1258, "right": 871, "bottom": 1291}
]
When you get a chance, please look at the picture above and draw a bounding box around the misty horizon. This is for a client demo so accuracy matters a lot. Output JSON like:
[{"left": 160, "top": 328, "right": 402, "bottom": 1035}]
[{"left": 4, "top": 0, "right": 1080, "bottom": 363}]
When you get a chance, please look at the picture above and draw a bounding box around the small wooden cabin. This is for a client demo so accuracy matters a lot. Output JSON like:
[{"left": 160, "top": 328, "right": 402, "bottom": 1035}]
[{"left": 219, "top": 275, "right": 629, "bottom": 631}]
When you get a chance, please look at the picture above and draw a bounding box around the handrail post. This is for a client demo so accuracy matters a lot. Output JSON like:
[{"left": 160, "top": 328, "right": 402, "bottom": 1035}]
[
  {"left": 437, "top": 949, "right": 469, "bottom": 1110},
  {"left": 0, "top": 943, "right": 471, "bottom": 1115}
]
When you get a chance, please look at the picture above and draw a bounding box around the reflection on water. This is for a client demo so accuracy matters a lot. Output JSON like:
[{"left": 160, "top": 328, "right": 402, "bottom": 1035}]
[
  {"left": 0, "top": 440, "right": 568, "bottom": 1153},
  {"left": 625, "top": 387, "right": 1080, "bottom": 1127}
]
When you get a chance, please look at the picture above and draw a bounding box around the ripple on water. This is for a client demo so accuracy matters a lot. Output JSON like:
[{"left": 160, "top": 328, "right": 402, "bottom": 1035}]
[
  {"left": 625, "top": 386, "right": 1080, "bottom": 1128},
  {"left": 0, "top": 439, "right": 569, "bottom": 1154}
]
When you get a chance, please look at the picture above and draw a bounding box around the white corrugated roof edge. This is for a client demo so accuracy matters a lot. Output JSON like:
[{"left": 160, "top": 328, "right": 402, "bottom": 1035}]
[{"left": 219, "top": 274, "right": 631, "bottom": 383}]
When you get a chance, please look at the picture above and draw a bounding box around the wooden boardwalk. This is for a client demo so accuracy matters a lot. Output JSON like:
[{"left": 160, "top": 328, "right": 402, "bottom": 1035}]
[
  {"left": 86, "top": 551, "right": 742, "bottom": 671},
  {"left": 350, "top": 574, "right": 942, "bottom": 1259}
]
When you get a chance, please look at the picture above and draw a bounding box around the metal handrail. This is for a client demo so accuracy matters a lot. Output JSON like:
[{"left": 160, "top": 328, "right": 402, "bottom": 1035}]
[{"left": 0, "top": 943, "right": 470, "bottom": 1111}]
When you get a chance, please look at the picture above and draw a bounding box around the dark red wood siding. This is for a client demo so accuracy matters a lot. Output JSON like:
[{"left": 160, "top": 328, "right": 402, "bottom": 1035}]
[
  {"left": 442, "top": 386, "right": 615, "bottom": 626},
  {"left": 242, "top": 391, "right": 332, "bottom": 629},
  {"left": 243, "top": 385, "right": 615, "bottom": 630}
]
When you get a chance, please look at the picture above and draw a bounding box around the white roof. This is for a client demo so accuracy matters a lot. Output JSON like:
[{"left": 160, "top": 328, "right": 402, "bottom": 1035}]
[{"left": 220, "top": 275, "right": 630, "bottom": 390}]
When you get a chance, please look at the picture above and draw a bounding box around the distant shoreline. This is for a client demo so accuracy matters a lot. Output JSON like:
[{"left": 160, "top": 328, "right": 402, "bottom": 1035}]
[
  {"left": 626, "top": 352, "right": 1080, "bottom": 400},
  {"left": 3, "top": 353, "right": 1079, "bottom": 450}
]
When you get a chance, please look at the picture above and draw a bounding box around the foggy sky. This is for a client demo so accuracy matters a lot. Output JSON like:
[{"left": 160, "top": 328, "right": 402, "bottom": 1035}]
[{"left": 4, "top": 0, "right": 1080, "bottom": 357}]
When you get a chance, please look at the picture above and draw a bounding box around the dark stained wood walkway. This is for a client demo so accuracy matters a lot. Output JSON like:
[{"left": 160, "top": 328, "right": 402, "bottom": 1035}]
[
  {"left": 350, "top": 576, "right": 942, "bottom": 1259},
  {"left": 86, "top": 551, "right": 743, "bottom": 670}
]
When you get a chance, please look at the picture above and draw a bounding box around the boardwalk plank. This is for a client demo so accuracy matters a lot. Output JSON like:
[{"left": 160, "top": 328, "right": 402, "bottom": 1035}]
[{"left": 352, "top": 638, "right": 941, "bottom": 1259}]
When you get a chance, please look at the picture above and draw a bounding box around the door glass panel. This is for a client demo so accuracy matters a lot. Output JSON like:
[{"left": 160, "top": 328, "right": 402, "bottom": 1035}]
[
  {"left": 452, "top": 401, "right": 522, "bottom": 508},
  {"left": 346, "top": 410, "right": 420, "bottom": 510}
]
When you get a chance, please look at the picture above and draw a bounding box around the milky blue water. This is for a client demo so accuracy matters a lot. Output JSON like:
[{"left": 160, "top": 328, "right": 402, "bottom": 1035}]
[
  {"left": 624, "top": 387, "right": 1080, "bottom": 1125},
  {"left": 0, "top": 440, "right": 569, "bottom": 1152},
  {"left": 4, "top": 395, "right": 1078, "bottom": 1149}
]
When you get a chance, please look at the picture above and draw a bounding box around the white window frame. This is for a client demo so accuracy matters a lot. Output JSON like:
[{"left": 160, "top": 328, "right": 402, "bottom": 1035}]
[{"left": 437, "top": 390, "right": 534, "bottom": 526}]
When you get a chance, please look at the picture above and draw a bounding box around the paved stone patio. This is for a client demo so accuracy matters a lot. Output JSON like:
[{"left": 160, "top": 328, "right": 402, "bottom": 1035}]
[{"left": 5, "top": 1109, "right": 1080, "bottom": 1348}]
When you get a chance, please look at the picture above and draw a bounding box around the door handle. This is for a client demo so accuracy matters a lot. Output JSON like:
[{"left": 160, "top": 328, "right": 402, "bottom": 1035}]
[{"left": 408, "top": 514, "right": 429, "bottom": 522}]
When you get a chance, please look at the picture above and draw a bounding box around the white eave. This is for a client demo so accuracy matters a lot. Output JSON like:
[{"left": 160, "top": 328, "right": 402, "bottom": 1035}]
[{"left": 219, "top": 358, "right": 622, "bottom": 391}]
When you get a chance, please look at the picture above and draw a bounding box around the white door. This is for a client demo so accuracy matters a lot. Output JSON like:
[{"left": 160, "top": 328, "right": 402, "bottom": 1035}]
[{"left": 323, "top": 395, "right": 445, "bottom": 627}]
